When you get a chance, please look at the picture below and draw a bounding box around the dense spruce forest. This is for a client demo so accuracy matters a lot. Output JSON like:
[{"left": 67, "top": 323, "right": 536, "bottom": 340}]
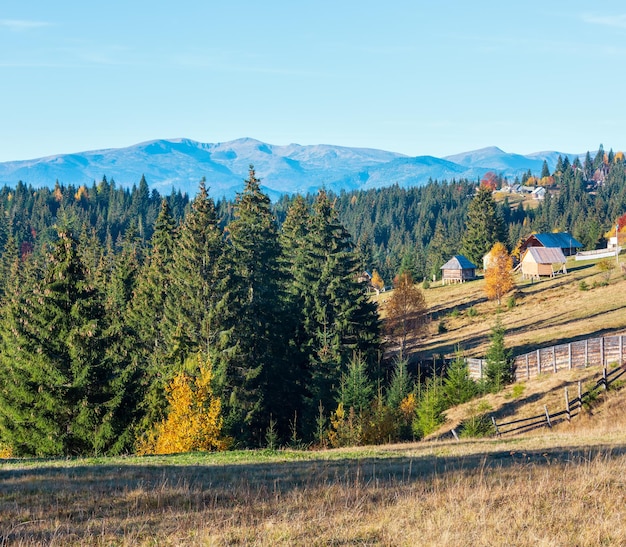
[{"left": 0, "top": 147, "right": 625, "bottom": 457}]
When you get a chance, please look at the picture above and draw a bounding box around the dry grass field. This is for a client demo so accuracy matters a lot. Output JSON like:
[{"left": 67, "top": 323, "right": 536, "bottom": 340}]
[
  {"left": 2, "top": 257, "right": 626, "bottom": 546},
  {"left": 2, "top": 388, "right": 626, "bottom": 546}
]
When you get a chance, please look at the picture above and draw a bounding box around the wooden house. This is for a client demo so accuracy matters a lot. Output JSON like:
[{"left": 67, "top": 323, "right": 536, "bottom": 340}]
[
  {"left": 520, "top": 247, "right": 567, "bottom": 280},
  {"left": 440, "top": 255, "right": 477, "bottom": 284},
  {"left": 520, "top": 232, "right": 583, "bottom": 257}
]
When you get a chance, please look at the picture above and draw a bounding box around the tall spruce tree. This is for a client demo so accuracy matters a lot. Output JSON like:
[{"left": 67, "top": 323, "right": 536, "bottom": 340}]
[
  {"left": 164, "top": 179, "right": 227, "bottom": 365},
  {"left": 461, "top": 185, "right": 506, "bottom": 265},
  {"left": 0, "top": 231, "right": 122, "bottom": 456},
  {"left": 219, "top": 166, "right": 297, "bottom": 446},
  {"left": 296, "top": 190, "right": 381, "bottom": 434},
  {"left": 126, "top": 199, "right": 178, "bottom": 436}
]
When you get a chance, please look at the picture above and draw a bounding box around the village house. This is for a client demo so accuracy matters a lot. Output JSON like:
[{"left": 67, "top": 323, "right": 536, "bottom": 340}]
[
  {"left": 531, "top": 186, "right": 546, "bottom": 200},
  {"left": 519, "top": 232, "right": 583, "bottom": 257},
  {"left": 440, "top": 255, "right": 477, "bottom": 284},
  {"left": 520, "top": 247, "right": 567, "bottom": 280}
]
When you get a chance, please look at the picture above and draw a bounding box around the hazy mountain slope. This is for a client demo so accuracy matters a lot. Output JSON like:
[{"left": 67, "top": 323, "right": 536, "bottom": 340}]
[{"left": 0, "top": 138, "right": 580, "bottom": 198}]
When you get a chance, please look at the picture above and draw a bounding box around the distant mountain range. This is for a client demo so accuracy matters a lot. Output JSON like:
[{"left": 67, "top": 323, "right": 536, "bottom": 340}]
[{"left": 0, "top": 138, "right": 580, "bottom": 199}]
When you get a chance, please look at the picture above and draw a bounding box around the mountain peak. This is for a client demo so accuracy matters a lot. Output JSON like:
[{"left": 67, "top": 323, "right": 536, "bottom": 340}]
[{"left": 0, "top": 138, "right": 579, "bottom": 199}]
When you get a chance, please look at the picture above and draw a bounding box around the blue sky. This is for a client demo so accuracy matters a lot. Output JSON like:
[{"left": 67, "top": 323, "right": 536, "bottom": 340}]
[{"left": 1, "top": 1, "right": 625, "bottom": 162}]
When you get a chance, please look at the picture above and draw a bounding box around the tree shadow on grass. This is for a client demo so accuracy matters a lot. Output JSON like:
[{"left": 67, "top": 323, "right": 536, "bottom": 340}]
[{"left": 2, "top": 442, "right": 626, "bottom": 544}]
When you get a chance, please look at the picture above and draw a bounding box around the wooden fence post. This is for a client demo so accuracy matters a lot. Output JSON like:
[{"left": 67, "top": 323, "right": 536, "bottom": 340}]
[
  {"left": 585, "top": 339, "right": 588, "bottom": 367},
  {"left": 603, "top": 366, "right": 608, "bottom": 391},
  {"left": 553, "top": 346, "right": 557, "bottom": 372},
  {"left": 544, "top": 405, "right": 552, "bottom": 428},
  {"left": 526, "top": 354, "right": 530, "bottom": 379},
  {"left": 601, "top": 337, "right": 605, "bottom": 368},
  {"left": 578, "top": 380, "right": 582, "bottom": 411},
  {"left": 537, "top": 349, "right": 541, "bottom": 375},
  {"left": 491, "top": 416, "right": 500, "bottom": 437},
  {"left": 620, "top": 335, "right": 624, "bottom": 365},
  {"left": 568, "top": 343, "right": 572, "bottom": 370},
  {"left": 564, "top": 387, "right": 570, "bottom": 421}
]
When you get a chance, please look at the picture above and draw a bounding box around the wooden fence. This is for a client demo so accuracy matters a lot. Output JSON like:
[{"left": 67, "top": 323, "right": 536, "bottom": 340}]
[
  {"left": 512, "top": 335, "right": 626, "bottom": 381},
  {"left": 492, "top": 364, "right": 626, "bottom": 436},
  {"left": 467, "top": 335, "right": 626, "bottom": 382}
]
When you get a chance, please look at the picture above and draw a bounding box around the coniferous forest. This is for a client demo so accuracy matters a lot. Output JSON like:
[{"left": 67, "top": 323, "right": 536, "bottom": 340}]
[{"left": 0, "top": 148, "right": 625, "bottom": 456}]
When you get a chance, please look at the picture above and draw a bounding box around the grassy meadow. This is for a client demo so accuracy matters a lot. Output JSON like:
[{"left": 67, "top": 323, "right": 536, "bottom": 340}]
[
  {"left": 2, "top": 396, "right": 626, "bottom": 545},
  {"left": 2, "top": 255, "right": 626, "bottom": 545}
]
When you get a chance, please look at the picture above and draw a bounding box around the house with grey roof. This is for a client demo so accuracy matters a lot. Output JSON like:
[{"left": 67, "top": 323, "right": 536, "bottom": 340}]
[{"left": 440, "top": 255, "right": 477, "bottom": 285}]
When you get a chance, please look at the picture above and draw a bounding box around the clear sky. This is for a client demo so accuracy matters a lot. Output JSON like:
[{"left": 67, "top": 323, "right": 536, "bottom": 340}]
[{"left": 1, "top": 1, "right": 625, "bottom": 162}]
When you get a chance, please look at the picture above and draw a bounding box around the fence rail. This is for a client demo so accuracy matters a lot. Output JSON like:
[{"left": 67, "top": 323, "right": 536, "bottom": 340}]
[
  {"left": 492, "top": 364, "right": 626, "bottom": 436},
  {"left": 468, "top": 335, "right": 626, "bottom": 382}
]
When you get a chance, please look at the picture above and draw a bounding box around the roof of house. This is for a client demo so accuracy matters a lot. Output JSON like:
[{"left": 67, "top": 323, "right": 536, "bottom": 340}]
[
  {"left": 440, "top": 255, "right": 477, "bottom": 270},
  {"left": 530, "top": 232, "right": 583, "bottom": 249},
  {"left": 522, "top": 246, "right": 566, "bottom": 264}
]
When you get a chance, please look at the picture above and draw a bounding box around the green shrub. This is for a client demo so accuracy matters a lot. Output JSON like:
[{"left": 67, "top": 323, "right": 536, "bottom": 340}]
[
  {"left": 422, "top": 278, "right": 431, "bottom": 290},
  {"left": 438, "top": 320, "right": 447, "bottom": 334},
  {"left": 450, "top": 307, "right": 460, "bottom": 318},
  {"left": 467, "top": 306, "right": 478, "bottom": 317},
  {"left": 460, "top": 401, "right": 494, "bottom": 438},
  {"left": 506, "top": 295, "right": 516, "bottom": 309},
  {"left": 578, "top": 280, "right": 589, "bottom": 291}
]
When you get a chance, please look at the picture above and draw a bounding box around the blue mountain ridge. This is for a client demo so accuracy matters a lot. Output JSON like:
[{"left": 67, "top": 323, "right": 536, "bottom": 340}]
[{"left": 0, "top": 138, "right": 580, "bottom": 199}]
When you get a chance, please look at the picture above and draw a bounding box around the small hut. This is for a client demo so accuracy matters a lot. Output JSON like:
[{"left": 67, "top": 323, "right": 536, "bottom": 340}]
[
  {"left": 520, "top": 247, "right": 567, "bottom": 280},
  {"left": 440, "top": 255, "right": 477, "bottom": 285}
]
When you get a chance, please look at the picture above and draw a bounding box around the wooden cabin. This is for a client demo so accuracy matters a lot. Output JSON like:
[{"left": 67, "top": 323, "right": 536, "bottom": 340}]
[
  {"left": 440, "top": 255, "right": 477, "bottom": 285},
  {"left": 520, "top": 247, "right": 567, "bottom": 280},
  {"left": 520, "top": 232, "right": 583, "bottom": 257}
]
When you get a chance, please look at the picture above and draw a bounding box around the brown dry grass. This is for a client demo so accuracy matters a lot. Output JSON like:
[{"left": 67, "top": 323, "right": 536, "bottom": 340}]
[{"left": 3, "top": 390, "right": 626, "bottom": 546}]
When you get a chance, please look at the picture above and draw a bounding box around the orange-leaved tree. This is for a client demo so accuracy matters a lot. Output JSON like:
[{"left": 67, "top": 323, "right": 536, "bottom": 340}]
[
  {"left": 137, "top": 353, "right": 229, "bottom": 455},
  {"left": 484, "top": 242, "right": 515, "bottom": 306},
  {"left": 371, "top": 270, "right": 385, "bottom": 292},
  {"left": 384, "top": 271, "right": 428, "bottom": 359}
]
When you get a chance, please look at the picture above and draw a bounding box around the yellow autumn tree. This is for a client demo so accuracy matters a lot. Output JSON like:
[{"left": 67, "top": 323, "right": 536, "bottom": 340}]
[
  {"left": 371, "top": 270, "right": 385, "bottom": 292},
  {"left": 484, "top": 242, "right": 515, "bottom": 306},
  {"left": 137, "top": 354, "right": 229, "bottom": 455}
]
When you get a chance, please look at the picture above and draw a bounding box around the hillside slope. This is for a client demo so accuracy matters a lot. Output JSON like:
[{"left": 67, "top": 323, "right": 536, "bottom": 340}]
[{"left": 410, "top": 256, "right": 626, "bottom": 360}]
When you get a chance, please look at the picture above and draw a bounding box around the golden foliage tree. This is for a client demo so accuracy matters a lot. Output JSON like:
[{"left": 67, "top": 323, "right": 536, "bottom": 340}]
[
  {"left": 384, "top": 272, "right": 427, "bottom": 359},
  {"left": 371, "top": 270, "right": 385, "bottom": 292},
  {"left": 137, "top": 354, "right": 229, "bottom": 455},
  {"left": 484, "top": 242, "right": 515, "bottom": 306}
]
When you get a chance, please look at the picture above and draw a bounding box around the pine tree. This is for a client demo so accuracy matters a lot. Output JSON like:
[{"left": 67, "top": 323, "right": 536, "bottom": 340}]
[
  {"left": 295, "top": 190, "right": 381, "bottom": 436},
  {"left": 0, "top": 231, "right": 121, "bottom": 456},
  {"left": 461, "top": 185, "right": 506, "bottom": 265},
  {"left": 219, "top": 166, "right": 297, "bottom": 446},
  {"left": 443, "top": 347, "right": 477, "bottom": 406},
  {"left": 339, "top": 353, "right": 374, "bottom": 415},
  {"left": 164, "top": 178, "right": 227, "bottom": 365},
  {"left": 485, "top": 316, "right": 514, "bottom": 392},
  {"left": 126, "top": 199, "right": 178, "bottom": 437},
  {"left": 386, "top": 358, "right": 411, "bottom": 410},
  {"left": 413, "top": 375, "right": 446, "bottom": 439}
]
